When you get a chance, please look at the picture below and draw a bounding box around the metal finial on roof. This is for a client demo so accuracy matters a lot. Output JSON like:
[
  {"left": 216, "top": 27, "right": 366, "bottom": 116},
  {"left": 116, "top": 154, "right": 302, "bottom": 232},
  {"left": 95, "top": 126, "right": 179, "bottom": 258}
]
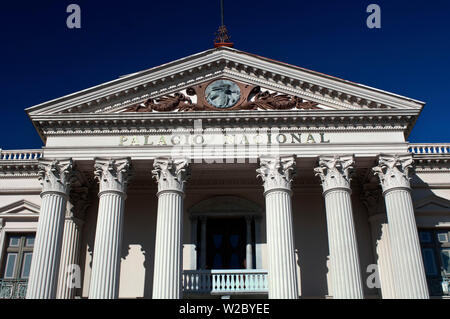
[{"left": 214, "top": 0, "right": 234, "bottom": 48}]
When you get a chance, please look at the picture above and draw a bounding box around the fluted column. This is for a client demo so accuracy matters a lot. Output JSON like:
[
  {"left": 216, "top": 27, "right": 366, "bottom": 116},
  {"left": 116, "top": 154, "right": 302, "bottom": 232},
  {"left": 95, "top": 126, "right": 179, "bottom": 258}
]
[
  {"left": 152, "top": 157, "right": 190, "bottom": 299},
  {"left": 373, "top": 154, "right": 429, "bottom": 299},
  {"left": 57, "top": 186, "right": 89, "bottom": 299},
  {"left": 362, "top": 183, "right": 396, "bottom": 299},
  {"left": 88, "top": 158, "right": 131, "bottom": 299},
  {"left": 257, "top": 156, "right": 298, "bottom": 299},
  {"left": 26, "top": 159, "right": 74, "bottom": 299},
  {"left": 315, "top": 155, "right": 363, "bottom": 299}
]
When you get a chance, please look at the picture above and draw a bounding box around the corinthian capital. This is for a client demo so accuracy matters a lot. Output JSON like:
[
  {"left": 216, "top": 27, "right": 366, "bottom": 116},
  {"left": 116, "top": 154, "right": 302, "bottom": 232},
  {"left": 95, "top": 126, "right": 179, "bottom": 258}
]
[
  {"left": 257, "top": 156, "right": 296, "bottom": 194},
  {"left": 38, "top": 159, "right": 74, "bottom": 197},
  {"left": 373, "top": 154, "right": 414, "bottom": 193},
  {"left": 152, "top": 157, "right": 190, "bottom": 194},
  {"left": 94, "top": 158, "right": 132, "bottom": 195},
  {"left": 314, "top": 155, "right": 354, "bottom": 194}
]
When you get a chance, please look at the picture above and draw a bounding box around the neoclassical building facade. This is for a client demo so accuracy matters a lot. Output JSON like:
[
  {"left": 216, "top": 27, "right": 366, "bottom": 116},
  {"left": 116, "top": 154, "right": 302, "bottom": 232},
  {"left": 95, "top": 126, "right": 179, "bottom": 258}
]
[{"left": 0, "top": 47, "right": 449, "bottom": 299}]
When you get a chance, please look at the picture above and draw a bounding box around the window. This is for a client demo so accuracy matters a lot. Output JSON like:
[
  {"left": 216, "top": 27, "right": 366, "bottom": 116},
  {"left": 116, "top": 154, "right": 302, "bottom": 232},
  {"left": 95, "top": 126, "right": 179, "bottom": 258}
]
[
  {"left": 1, "top": 233, "right": 35, "bottom": 280},
  {"left": 419, "top": 229, "right": 450, "bottom": 296}
]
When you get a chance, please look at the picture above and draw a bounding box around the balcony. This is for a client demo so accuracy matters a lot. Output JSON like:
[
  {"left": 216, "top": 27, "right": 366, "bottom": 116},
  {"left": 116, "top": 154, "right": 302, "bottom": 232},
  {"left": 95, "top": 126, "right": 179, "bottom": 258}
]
[
  {"left": 182, "top": 269, "right": 268, "bottom": 296},
  {"left": 0, "top": 279, "right": 28, "bottom": 299}
]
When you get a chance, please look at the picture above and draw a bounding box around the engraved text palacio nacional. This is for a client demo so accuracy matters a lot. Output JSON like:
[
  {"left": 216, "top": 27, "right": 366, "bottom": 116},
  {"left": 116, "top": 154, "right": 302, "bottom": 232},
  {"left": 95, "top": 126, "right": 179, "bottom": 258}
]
[{"left": 0, "top": 47, "right": 449, "bottom": 299}]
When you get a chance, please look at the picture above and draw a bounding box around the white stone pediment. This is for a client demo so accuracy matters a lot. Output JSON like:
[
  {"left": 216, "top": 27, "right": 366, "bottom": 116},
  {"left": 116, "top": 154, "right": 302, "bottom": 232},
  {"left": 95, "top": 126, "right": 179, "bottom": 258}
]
[
  {"left": 414, "top": 195, "right": 450, "bottom": 214},
  {"left": 26, "top": 47, "right": 424, "bottom": 117},
  {"left": 0, "top": 200, "right": 40, "bottom": 218}
]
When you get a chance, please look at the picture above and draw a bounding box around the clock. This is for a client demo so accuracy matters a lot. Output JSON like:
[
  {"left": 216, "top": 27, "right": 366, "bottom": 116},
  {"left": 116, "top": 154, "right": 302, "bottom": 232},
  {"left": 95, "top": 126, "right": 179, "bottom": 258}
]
[{"left": 205, "top": 80, "right": 241, "bottom": 109}]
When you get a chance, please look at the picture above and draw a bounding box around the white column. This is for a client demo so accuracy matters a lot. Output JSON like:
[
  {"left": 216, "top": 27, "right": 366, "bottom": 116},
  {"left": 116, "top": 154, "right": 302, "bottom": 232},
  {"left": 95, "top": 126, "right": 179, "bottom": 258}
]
[
  {"left": 152, "top": 157, "right": 189, "bottom": 299},
  {"left": 26, "top": 159, "right": 73, "bottom": 299},
  {"left": 245, "top": 216, "right": 253, "bottom": 269},
  {"left": 88, "top": 158, "right": 131, "bottom": 299},
  {"left": 315, "top": 155, "right": 364, "bottom": 299},
  {"left": 362, "top": 184, "right": 396, "bottom": 299},
  {"left": 56, "top": 187, "right": 89, "bottom": 299},
  {"left": 200, "top": 217, "right": 207, "bottom": 269},
  {"left": 373, "top": 154, "right": 429, "bottom": 299},
  {"left": 257, "top": 156, "right": 298, "bottom": 299}
]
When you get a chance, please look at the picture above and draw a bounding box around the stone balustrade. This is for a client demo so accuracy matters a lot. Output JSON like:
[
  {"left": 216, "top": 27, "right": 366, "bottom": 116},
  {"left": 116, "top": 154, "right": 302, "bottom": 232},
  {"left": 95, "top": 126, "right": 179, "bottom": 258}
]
[
  {"left": 183, "top": 269, "right": 268, "bottom": 295},
  {"left": 409, "top": 144, "right": 450, "bottom": 155},
  {"left": 0, "top": 150, "right": 43, "bottom": 161}
]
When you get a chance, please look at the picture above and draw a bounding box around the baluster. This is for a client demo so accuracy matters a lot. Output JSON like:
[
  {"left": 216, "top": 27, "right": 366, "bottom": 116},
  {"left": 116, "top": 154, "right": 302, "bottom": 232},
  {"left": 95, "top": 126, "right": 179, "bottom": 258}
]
[
  {"left": 192, "top": 272, "right": 197, "bottom": 292},
  {"left": 248, "top": 273, "right": 254, "bottom": 291},
  {"left": 186, "top": 272, "right": 190, "bottom": 291},
  {"left": 212, "top": 273, "right": 217, "bottom": 292},
  {"left": 236, "top": 273, "right": 242, "bottom": 291},
  {"left": 225, "top": 274, "right": 230, "bottom": 292}
]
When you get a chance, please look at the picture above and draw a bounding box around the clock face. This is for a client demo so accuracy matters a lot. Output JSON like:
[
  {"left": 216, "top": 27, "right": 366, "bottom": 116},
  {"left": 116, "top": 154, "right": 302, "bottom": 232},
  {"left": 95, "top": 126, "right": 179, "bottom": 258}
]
[{"left": 205, "top": 80, "right": 241, "bottom": 109}]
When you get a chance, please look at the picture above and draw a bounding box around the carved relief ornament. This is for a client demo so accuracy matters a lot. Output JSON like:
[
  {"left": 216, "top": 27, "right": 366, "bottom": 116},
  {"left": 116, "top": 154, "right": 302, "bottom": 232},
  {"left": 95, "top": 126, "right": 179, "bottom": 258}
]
[
  {"left": 373, "top": 154, "right": 414, "bottom": 194},
  {"left": 257, "top": 156, "right": 296, "bottom": 194},
  {"left": 94, "top": 158, "right": 132, "bottom": 196},
  {"left": 314, "top": 155, "right": 354, "bottom": 194},
  {"left": 124, "top": 79, "right": 319, "bottom": 112},
  {"left": 152, "top": 157, "right": 190, "bottom": 194},
  {"left": 38, "top": 159, "right": 74, "bottom": 197}
]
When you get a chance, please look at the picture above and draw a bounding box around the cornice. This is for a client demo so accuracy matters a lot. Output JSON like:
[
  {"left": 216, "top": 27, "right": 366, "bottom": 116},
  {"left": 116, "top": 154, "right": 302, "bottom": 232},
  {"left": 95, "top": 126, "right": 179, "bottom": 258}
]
[
  {"left": 32, "top": 109, "right": 417, "bottom": 137},
  {"left": 0, "top": 161, "right": 40, "bottom": 177}
]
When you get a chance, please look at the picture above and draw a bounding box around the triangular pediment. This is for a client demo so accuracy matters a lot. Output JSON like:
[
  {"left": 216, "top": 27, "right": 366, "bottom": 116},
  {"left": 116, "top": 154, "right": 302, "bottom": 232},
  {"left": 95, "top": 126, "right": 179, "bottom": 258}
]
[
  {"left": 0, "top": 200, "right": 40, "bottom": 218},
  {"left": 26, "top": 47, "right": 424, "bottom": 117},
  {"left": 415, "top": 195, "right": 450, "bottom": 214}
]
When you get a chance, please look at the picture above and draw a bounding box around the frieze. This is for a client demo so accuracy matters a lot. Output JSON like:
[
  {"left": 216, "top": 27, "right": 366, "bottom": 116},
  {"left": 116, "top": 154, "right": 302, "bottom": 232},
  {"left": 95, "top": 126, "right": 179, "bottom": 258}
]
[{"left": 118, "top": 132, "right": 330, "bottom": 147}]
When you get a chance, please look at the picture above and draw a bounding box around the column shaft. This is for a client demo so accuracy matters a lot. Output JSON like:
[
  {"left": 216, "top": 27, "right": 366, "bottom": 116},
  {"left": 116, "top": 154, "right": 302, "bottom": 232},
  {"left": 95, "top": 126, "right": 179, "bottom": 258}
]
[
  {"left": 384, "top": 189, "right": 429, "bottom": 298},
  {"left": 369, "top": 215, "right": 396, "bottom": 299},
  {"left": 324, "top": 189, "right": 364, "bottom": 299},
  {"left": 27, "top": 194, "right": 67, "bottom": 299},
  {"left": 89, "top": 193, "right": 125, "bottom": 299},
  {"left": 56, "top": 217, "right": 83, "bottom": 299},
  {"left": 265, "top": 190, "right": 298, "bottom": 298},
  {"left": 152, "top": 192, "right": 183, "bottom": 298}
]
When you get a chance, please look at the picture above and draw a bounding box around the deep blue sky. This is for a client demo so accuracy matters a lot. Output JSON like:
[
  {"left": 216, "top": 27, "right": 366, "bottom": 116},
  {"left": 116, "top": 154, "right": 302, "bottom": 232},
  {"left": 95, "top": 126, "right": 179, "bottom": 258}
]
[{"left": 1, "top": 0, "right": 449, "bottom": 149}]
